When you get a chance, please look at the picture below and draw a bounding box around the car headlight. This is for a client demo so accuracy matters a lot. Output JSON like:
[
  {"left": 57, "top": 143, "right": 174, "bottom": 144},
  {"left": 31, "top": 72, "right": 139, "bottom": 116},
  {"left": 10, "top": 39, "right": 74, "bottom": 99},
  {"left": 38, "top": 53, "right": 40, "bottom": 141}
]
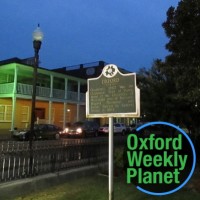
[
  {"left": 76, "top": 128, "right": 82, "bottom": 134},
  {"left": 64, "top": 128, "right": 69, "bottom": 133}
]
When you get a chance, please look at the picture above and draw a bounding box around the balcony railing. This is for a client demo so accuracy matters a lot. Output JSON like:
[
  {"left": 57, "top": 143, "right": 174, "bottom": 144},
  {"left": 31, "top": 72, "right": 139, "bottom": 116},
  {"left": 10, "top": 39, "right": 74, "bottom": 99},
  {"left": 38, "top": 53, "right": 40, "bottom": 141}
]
[
  {"left": 0, "top": 83, "right": 14, "bottom": 94},
  {"left": 0, "top": 83, "right": 85, "bottom": 102},
  {"left": 53, "top": 88, "right": 65, "bottom": 99},
  {"left": 80, "top": 93, "right": 86, "bottom": 102},
  {"left": 68, "top": 91, "right": 78, "bottom": 101},
  {"left": 17, "top": 83, "right": 32, "bottom": 95},
  {"left": 37, "top": 86, "right": 51, "bottom": 97}
]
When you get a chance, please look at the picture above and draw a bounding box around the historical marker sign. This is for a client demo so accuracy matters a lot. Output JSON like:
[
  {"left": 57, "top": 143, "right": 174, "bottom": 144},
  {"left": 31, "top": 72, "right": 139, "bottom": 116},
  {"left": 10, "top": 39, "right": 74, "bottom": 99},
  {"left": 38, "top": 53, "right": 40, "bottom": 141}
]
[
  {"left": 86, "top": 64, "right": 140, "bottom": 118},
  {"left": 86, "top": 64, "right": 140, "bottom": 200}
]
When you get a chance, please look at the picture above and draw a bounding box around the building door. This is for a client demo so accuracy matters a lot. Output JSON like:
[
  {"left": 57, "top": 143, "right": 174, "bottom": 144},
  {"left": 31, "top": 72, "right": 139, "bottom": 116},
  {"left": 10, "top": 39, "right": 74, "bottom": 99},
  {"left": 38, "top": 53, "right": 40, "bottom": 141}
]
[{"left": 35, "top": 108, "right": 45, "bottom": 120}]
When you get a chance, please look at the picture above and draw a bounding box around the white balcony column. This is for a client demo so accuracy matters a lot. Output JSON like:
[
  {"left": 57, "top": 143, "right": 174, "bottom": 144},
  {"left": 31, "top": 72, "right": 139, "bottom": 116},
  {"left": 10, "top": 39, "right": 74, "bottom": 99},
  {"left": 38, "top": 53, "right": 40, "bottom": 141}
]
[
  {"left": 63, "top": 102, "right": 67, "bottom": 129},
  {"left": 10, "top": 66, "right": 18, "bottom": 131},
  {"left": 76, "top": 81, "right": 81, "bottom": 121},
  {"left": 48, "top": 101, "right": 52, "bottom": 124},
  {"left": 11, "top": 95, "right": 16, "bottom": 132},
  {"left": 13, "top": 66, "right": 18, "bottom": 94},
  {"left": 50, "top": 75, "right": 53, "bottom": 98},
  {"left": 76, "top": 104, "right": 80, "bottom": 121},
  {"left": 63, "top": 79, "right": 68, "bottom": 127},
  {"left": 78, "top": 81, "right": 81, "bottom": 101},
  {"left": 65, "top": 78, "right": 68, "bottom": 99}
]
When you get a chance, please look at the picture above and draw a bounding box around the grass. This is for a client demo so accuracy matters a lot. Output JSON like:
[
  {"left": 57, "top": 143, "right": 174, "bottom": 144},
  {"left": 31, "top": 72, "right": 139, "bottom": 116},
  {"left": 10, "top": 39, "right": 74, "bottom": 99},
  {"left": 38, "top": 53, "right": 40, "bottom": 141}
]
[{"left": 13, "top": 173, "right": 200, "bottom": 200}]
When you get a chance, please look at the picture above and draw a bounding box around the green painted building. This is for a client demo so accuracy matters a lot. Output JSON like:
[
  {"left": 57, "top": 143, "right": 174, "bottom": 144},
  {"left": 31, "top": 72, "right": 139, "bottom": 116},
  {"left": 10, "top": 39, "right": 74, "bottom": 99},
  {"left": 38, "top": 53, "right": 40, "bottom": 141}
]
[{"left": 0, "top": 58, "right": 86, "bottom": 136}]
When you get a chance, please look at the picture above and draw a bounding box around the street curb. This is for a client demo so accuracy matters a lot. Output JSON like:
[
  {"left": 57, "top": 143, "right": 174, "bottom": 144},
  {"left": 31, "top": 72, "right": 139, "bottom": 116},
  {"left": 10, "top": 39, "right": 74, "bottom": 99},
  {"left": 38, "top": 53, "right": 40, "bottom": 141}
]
[{"left": 0, "top": 165, "right": 100, "bottom": 199}]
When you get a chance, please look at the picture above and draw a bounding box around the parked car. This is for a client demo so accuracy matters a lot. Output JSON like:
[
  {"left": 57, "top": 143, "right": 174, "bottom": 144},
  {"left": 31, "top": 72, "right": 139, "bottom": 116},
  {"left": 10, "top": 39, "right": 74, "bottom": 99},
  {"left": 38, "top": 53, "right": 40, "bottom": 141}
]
[
  {"left": 98, "top": 123, "right": 127, "bottom": 135},
  {"left": 61, "top": 121, "right": 99, "bottom": 138},
  {"left": 98, "top": 124, "right": 109, "bottom": 135},
  {"left": 13, "top": 124, "right": 63, "bottom": 140}
]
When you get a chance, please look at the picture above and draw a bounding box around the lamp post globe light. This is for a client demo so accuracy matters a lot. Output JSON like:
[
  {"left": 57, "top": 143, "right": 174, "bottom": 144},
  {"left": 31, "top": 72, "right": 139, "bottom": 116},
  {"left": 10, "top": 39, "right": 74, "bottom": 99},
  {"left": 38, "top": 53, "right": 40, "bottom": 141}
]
[{"left": 29, "top": 25, "right": 43, "bottom": 174}]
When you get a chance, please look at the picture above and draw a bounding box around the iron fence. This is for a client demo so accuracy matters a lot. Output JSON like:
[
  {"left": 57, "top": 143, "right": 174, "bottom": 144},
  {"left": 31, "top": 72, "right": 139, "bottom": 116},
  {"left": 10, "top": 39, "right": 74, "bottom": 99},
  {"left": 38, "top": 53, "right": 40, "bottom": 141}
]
[{"left": 0, "top": 137, "right": 125, "bottom": 183}]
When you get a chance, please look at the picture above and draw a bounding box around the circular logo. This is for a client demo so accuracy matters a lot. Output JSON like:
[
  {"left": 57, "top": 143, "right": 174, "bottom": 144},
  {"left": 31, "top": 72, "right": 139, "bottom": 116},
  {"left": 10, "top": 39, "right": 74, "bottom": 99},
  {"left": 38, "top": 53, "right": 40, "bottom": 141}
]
[
  {"left": 102, "top": 64, "right": 118, "bottom": 78},
  {"left": 126, "top": 121, "right": 196, "bottom": 196}
]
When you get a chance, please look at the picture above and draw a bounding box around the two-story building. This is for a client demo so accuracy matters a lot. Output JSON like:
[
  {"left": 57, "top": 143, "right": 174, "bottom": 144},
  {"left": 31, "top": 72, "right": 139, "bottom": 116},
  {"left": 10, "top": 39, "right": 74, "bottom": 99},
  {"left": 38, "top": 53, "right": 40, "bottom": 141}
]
[{"left": 0, "top": 58, "right": 87, "bottom": 135}]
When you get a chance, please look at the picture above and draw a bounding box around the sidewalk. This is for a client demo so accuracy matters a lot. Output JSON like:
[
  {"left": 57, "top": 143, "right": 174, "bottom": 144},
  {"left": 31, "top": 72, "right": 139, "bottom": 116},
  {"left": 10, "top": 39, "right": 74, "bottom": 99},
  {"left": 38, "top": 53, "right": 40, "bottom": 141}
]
[{"left": 0, "top": 165, "right": 100, "bottom": 199}]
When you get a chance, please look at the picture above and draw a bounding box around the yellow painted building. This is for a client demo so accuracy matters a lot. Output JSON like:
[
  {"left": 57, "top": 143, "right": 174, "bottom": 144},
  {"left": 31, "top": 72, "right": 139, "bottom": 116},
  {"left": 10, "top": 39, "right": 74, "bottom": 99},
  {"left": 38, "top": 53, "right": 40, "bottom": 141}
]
[{"left": 0, "top": 58, "right": 86, "bottom": 136}]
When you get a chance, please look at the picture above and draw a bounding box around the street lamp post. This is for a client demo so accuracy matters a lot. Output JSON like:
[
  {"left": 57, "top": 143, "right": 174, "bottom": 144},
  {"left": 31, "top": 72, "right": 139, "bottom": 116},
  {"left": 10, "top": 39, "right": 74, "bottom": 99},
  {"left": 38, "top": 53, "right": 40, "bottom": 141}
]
[{"left": 29, "top": 24, "right": 43, "bottom": 175}]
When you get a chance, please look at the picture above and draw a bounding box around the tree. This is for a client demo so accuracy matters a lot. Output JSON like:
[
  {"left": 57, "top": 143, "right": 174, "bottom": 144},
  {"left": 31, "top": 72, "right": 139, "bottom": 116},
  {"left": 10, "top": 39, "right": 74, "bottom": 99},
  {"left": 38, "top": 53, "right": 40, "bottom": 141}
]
[
  {"left": 137, "top": 59, "right": 178, "bottom": 122},
  {"left": 137, "top": 0, "right": 200, "bottom": 136},
  {"left": 162, "top": 0, "right": 200, "bottom": 106},
  {"left": 138, "top": 59, "right": 200, "bottom": 136},
  {"left": 137, "top": 0, "right": 200, "bottom": 135}
]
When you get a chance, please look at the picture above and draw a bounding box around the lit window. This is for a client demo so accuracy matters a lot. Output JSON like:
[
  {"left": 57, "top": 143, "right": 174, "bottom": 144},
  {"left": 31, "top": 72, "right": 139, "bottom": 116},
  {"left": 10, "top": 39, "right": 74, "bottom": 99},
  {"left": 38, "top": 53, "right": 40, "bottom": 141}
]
[
  {"left": 0, "top": 105, "right": 12, "bottom": 122},
  {"left": 21, "top": 106, "right": 29, "bottom": 122}
]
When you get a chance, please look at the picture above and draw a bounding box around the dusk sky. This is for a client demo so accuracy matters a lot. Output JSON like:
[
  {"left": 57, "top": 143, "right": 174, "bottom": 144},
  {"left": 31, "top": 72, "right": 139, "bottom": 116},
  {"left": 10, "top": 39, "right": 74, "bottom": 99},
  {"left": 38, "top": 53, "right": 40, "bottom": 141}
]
[{"left": 0, "top": 0, "right": 179, "bottom": 72}]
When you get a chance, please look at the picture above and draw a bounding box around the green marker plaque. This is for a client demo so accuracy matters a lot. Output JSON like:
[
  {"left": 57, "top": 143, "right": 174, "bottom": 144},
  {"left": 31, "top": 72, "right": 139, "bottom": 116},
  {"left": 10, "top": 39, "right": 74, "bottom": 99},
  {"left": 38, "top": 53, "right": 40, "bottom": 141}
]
[{"left": 86, "top": 64, "right": 140, "bottom": 118}]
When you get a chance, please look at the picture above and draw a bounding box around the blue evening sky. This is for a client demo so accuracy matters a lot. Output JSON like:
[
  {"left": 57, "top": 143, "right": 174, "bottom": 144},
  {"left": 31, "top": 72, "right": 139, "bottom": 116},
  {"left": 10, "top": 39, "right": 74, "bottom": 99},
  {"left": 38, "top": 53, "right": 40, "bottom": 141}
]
[{"left": 0, "top": 0, "right": 179, "bottom": 72}]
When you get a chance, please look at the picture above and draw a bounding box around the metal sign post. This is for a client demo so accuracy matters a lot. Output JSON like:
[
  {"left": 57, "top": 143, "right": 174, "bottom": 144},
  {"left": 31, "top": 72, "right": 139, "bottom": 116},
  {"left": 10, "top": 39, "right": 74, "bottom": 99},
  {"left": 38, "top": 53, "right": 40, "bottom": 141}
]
[
  {"left": 86, "top": 64, "right": 140, "bottom": 200},
  {"left": 109, "top": 117, "right": 114, "bottom": 200}
]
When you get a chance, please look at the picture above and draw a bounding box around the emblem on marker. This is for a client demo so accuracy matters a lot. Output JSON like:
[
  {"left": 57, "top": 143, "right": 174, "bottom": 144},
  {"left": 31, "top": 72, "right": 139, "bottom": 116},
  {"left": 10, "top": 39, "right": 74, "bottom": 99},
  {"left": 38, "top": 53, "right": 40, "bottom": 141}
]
[{"left": 102, "top": 64, "right": 118, "bottom": 78}]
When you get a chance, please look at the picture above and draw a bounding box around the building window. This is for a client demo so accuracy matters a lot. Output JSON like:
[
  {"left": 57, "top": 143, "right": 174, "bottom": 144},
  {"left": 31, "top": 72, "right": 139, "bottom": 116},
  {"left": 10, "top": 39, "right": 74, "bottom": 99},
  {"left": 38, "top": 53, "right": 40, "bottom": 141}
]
[
  {"left": 21, "top": 106, "right": 29, "bottom": 122},
  {"left": 0, "top": 105, "right": 12, "bottom": 122}
]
